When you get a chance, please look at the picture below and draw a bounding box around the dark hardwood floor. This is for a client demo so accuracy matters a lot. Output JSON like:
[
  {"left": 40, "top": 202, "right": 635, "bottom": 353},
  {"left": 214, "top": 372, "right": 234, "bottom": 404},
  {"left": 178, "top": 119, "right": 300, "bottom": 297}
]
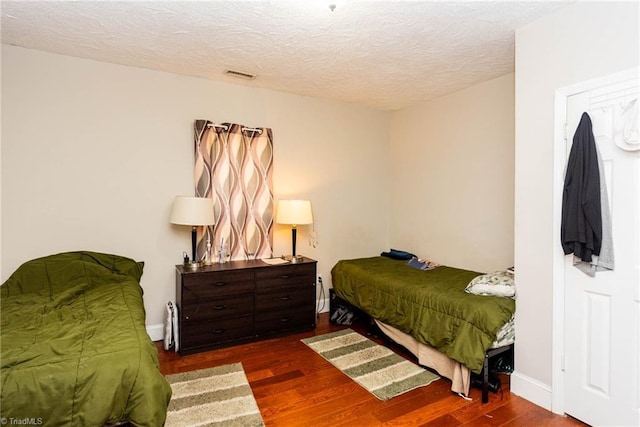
[{"left": 157, "top": 313, "right": 587, "bottom": 426}]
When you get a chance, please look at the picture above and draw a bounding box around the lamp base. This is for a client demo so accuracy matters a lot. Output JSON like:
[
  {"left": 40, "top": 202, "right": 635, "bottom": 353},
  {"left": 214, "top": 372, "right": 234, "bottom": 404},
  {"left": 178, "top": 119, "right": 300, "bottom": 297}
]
[
  {"left": 281, "top": 255, "right": 304, "bottom": 263},
  {"left": 185, "top": 261, "right": 202, "bottom": 270}
]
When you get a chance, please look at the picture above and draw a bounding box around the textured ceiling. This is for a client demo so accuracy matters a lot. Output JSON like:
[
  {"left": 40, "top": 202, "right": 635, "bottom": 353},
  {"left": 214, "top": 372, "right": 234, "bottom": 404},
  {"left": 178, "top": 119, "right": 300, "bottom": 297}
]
[{"left": 1, "top": 1, "right": 571, "bottom": 110}]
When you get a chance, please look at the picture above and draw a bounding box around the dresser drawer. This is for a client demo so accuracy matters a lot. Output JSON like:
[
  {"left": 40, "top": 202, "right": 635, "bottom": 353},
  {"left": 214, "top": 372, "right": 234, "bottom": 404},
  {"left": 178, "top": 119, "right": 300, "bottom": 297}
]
[
  {"left": 181, "top": 315, "right": 254, "bottom": 349},
  {"left": 182, "top": 270, "right": 254, "bottom": 302},
  {"left": 181, "top": 293, "right": 254, "bottom": 322},
  {"left": 254, "top": 309, "right": 315, "bottom": 335},
  {"left": 255, "top": 285, "right": 315, "bottom": 311},
  {"left": 255, "top": 263, "right": 316, "bottom": 291}
]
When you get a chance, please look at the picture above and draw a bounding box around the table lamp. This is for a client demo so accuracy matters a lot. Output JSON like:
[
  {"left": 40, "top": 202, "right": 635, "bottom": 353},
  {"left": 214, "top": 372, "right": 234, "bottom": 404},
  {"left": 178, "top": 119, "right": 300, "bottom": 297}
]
[
  {"left": 170, "top": 196, "right": 215, "bottom": 268},
  {"left": 276, "top": 200, "right": 313, "bottom": 262}
]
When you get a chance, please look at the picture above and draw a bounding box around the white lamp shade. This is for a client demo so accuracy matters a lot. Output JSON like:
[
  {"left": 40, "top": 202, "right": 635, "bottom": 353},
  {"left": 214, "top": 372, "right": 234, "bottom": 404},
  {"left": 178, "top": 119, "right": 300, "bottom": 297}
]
[
  {"left": 276, "top": 200, "right": 313, "bottom": 225},
  {"left": 170, "top": 196, "right": 215, "bottom": 226}
]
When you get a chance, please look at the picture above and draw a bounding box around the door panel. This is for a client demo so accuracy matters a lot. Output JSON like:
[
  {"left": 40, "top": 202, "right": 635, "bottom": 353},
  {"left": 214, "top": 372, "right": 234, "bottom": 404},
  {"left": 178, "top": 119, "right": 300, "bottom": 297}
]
[
  {"left": 563, "top": 75, "right": 640, "bottom": 426},
  {"left": 585, "top": 291, "right": 610, "bottom": 397}
]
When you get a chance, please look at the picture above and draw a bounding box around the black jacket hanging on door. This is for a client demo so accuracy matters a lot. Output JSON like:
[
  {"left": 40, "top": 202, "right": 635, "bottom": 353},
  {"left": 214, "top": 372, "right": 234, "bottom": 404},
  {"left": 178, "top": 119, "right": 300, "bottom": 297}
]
[{"left": 561, "top": 112, "right": 602, "bottom": 262}]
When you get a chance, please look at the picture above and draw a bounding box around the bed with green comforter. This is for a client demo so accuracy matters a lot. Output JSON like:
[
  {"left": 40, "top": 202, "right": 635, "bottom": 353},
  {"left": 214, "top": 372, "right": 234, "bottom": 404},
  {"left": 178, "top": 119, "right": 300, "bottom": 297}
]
[
  {"left": 1, "top": 251, "right": 171, "bottom": 426},
  {"left": 331, "top": 256, "right": 515, "bottom": 374}
]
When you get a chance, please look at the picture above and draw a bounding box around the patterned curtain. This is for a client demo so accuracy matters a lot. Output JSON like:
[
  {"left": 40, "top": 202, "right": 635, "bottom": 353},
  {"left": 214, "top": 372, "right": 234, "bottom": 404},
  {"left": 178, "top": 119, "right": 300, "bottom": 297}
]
[{"left": 194, "top": 120, "right": 274, "bottom": 261}]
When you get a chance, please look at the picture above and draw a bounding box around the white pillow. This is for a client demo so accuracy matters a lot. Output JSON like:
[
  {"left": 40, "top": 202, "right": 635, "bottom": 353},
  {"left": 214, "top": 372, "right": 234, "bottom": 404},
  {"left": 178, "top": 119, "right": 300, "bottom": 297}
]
[{"left": 465, "top": 271, "right": 516, "bottom": 299}]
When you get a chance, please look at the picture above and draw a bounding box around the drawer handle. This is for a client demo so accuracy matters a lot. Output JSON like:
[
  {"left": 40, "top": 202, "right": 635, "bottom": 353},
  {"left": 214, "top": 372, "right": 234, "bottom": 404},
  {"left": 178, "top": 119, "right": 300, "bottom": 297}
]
[
  {"left": 279, "top": 318, "right": 290, "bottom": 323},
  {"left": 212, "top": 281, "right": 227, "bottom": 287},
  {"left": 212, "top": 329, "right": 225, "bottom": 334},
  {"left": 213, "top": 304, "right": 229, "bottom": 310},
  {"left": 280, "top": 275, "right": 290, "bottom": 279},
  {"left": 279, "top": 296, "right": 292, "bottom": 301}
]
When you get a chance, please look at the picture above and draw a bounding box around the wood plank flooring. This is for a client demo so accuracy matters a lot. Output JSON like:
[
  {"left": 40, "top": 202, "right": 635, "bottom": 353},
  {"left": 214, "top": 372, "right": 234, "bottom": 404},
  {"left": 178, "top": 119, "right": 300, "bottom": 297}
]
[{"left": 157, "top": 313, "right": 587, "bottom": 426}]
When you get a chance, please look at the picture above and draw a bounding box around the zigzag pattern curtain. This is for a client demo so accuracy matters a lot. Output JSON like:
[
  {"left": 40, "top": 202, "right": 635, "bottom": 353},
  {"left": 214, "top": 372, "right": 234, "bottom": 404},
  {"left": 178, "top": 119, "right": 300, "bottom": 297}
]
[{"left": 194, "top": 120, "right": 274, "bottom": 261}]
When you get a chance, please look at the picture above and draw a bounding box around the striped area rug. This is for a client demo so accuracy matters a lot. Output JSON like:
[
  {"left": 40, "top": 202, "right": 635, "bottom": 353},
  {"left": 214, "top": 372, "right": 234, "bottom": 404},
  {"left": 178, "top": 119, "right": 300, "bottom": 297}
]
[
  {"left": 302, "top": 329, "right": 439, "bottom": 401},
  {"left": 165, "top": 362, "right": 264, "bottom": 427}
]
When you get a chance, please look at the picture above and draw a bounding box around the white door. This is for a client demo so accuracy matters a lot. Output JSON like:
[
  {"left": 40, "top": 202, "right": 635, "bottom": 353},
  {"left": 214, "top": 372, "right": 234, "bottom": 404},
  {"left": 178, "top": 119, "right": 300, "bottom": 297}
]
[{"left": 563, "top": 75, "right": 640, "bottom": 426}]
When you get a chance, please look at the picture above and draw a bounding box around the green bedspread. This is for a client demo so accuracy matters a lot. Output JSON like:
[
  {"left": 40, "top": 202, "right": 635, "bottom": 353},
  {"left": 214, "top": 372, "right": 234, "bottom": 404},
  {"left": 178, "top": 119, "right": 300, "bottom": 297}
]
[
  {"left": 1, "top": 251, "right": 171, "bottom": 426},
  {"left": 331, "top": 257, "right": 515, "bottom": 373}
]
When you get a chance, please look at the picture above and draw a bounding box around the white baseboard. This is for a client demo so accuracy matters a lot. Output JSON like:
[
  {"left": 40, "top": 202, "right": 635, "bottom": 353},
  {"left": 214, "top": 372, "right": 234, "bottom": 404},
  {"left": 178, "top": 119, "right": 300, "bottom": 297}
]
[
  {"left": 146, "top": 323, "right": 164, "bottom": 342},
  {"left": 510, "top": 370, "right": 552, "bottom": 411}
]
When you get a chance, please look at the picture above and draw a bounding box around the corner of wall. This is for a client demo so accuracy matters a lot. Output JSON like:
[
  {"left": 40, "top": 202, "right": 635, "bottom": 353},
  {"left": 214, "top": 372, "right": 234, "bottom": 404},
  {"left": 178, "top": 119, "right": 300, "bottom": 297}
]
[{"left": 510, "top": 370, "right": 552, "bottom": 411}]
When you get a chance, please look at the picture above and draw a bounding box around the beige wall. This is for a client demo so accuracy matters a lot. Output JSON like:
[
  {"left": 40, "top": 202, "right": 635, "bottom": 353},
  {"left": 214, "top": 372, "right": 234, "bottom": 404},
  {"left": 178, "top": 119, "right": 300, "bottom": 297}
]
[
  {"left": 514, "top": 1, "right": 639, "bottom": 408},
  {"left": 0, "top": 46, "right": 391, "bottom": 327},
  {"left": 389, "top": 73, "right": 515, "bottom": 273}
]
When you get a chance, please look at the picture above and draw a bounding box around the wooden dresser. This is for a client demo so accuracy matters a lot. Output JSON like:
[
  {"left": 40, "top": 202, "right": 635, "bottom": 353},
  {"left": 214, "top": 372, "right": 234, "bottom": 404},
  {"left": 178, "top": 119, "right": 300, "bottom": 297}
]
[{"left": 175, "top": 257, "right": 317, "bottom": 355}]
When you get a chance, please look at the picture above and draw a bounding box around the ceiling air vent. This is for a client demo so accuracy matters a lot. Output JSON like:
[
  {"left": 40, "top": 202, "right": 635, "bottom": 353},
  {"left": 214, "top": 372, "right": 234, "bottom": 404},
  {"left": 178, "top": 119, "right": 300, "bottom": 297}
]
[{"left": 224, "top": 69, "right": 256, "bottom": 80}]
